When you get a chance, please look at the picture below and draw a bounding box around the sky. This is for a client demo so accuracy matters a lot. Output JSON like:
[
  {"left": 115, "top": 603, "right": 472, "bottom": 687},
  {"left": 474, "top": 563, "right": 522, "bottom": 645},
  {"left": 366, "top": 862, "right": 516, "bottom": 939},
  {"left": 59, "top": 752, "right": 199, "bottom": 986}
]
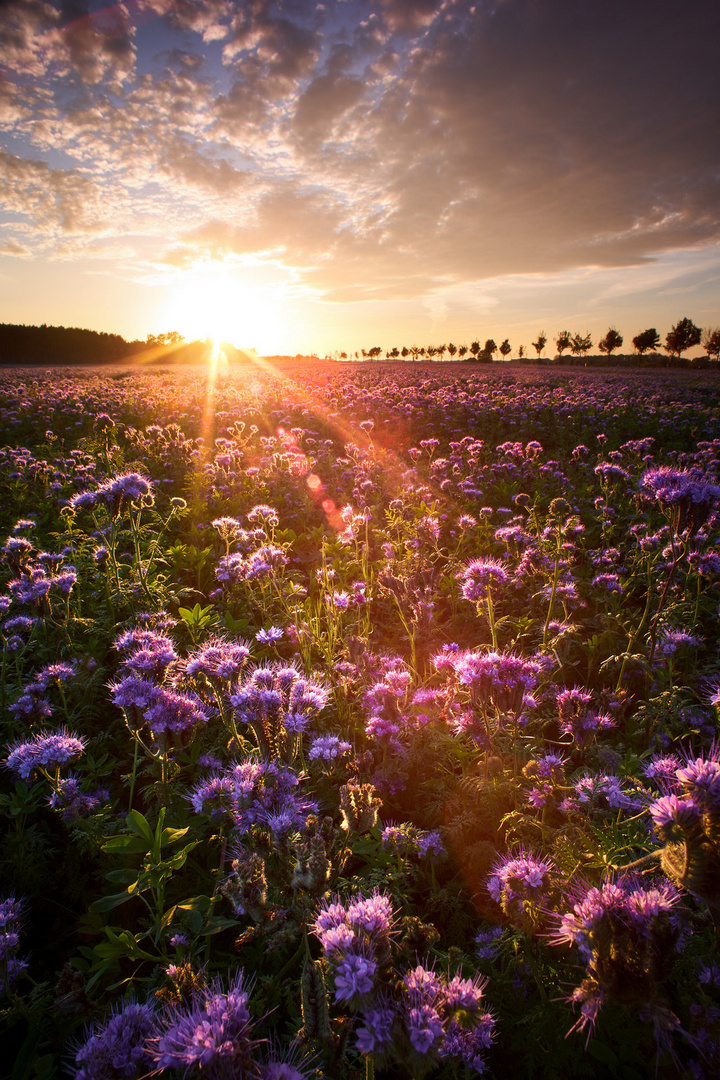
[{"left": 0, "top": 0, "right": 718, "bottom": 357}]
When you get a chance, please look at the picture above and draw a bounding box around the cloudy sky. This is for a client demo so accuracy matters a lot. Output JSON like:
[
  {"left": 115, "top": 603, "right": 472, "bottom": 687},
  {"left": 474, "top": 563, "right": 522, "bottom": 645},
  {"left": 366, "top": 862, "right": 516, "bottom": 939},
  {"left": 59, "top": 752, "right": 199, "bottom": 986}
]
[{"left": 1, "top": 0, "right": 718, "bottom": 356}]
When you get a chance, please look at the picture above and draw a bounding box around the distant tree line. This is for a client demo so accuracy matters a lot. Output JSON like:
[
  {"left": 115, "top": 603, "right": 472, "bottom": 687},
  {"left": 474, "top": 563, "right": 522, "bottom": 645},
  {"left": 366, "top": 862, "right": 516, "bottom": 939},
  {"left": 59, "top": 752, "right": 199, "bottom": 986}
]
[
  {"left": 0, "top": 324, "right": 226, "bottom": 366},
  {"left": 336, "top": 317, "right": 720, "bottom": 366}
]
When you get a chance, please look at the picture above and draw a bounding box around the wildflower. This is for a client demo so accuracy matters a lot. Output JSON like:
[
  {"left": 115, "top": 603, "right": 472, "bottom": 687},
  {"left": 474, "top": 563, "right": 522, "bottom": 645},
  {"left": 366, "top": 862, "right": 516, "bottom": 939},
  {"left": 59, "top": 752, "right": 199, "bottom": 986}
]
[
  {"left": 71, "top": 1000, "right": 154, "bottom": 1080},
  {"left": 457, "top": 558, "right": 509, "bottom": 601},
  {"left": 152, "top": 972, "right": 260, "bottom": 1077},
  {"left": 355, "top": 1001, "right": 396, "bottom": 1054},
  {"left": 486, "top": 849, "right": 555, "bottom": 929},
  {"left": 475, "top": 926, "right": 504, "bottom": 961},
  {"left": 552, "top": 874, "right": 684, "bottom": 1044},
  {"left": 0, "top": 896, "right": 28, "bottom": 994},
  {"left": 185, "top": 636, "right": 251, "bottom": 681},
  {"left": 5, "top": 729, "right": 87, "bottom": 781},
  {"left": 49, "top": 776, "right": 108, "bottom": 822},
  {"left": 334, "top": 952, "right": 377, "bottom": 1001},
  {"left": 307, "top": 734, "right": 352, "bottom": 762},
  {"left": 444, "top": 649, "right": 541, "bottom": 714},
  {"left": 255, "top": 626, "right": 284, "bottom": 644}
]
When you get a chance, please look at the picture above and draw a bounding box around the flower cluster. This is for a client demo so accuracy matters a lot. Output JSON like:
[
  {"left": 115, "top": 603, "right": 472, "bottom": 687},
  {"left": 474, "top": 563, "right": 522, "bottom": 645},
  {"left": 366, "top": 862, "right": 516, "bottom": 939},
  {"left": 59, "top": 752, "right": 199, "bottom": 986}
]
[
  {"left": 0, "top": 895, "right": 28, "bottom": 994},
  {"left": 72, "top": 1000, "right": 155, "bottom": 1080},
  {"left": 189, "top": 757, "right": 317, "bottom": 839},
  {"left": 228, "top": 662, "right": 328, "bottom": 762},
  {"left": 71, "top": 472, "right": 153, "bottom": 517},
  {"left": 5, "top": 729, "right": 87, "bottom": 782},
  {"left": 486, "top": 849, "right": 556, "bottom": 930},
  {"left": 552, "top": 874, "right": 684, "bottom": 1046},
  {"left": 313, "top": 891, "right": 495, "bottom": 1071}
]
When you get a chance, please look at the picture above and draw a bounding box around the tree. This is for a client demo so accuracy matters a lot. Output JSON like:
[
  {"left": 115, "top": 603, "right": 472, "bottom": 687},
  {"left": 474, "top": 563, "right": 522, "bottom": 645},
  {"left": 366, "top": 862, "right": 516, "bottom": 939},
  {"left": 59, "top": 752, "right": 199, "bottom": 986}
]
[
  {"left": 570, "top": 332, "right": 593, "bottom": 357},
  {"left": 598, "top": 328, "right": 623, "bottom": 356},
  {"left": 665, "top": 317, "right": 701, "bottom": 358},
  {"left": 368, "top": 346, "right": 383, "bottom": 360},
  {"left": 555, "top": 330, "right": 572, "bottom": 355},
  {"left": 532, "top": 331, "right": 547, "bottom": 357},
  {"left": 447, "top": 342, "right": 457, "bottom": 359},
  {"left": 632, "top": 328, "right": 660, "bottom": 355},
  {"left": 702, "top": 327, "right": 720, "bottom": 361},
  {"left": 401, "top": 346, "right": 410, "bottom": 359},
  {"left": 518, "top": 344, "right": 525, "bottom": 359},
  {"left": 458, "top": 344, "right": 468, "bottom": 359},
  {"left": 483, "top": 339, "right": 497, "bottom": 360},
  {"left": 469, "top": 340, "right": 481, "bottom": 359},
  {"left": 499, "top": 339, "right": 511, "bottom": 360}
]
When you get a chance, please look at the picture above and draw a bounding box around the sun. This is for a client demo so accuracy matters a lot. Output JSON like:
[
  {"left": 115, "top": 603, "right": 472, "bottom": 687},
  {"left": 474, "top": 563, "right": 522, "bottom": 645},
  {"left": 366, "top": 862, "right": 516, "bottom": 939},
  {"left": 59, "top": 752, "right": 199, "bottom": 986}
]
[{"left": 158, "top": 262, "right": 289, "bottom": 354}]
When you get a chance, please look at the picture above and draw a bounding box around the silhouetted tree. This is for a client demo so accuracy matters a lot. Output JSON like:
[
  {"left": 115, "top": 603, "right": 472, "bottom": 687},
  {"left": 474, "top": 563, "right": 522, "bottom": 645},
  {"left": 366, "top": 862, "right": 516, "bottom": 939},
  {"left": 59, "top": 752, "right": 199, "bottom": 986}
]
[
  {"left": 555, "top": 330, "right": 572, "bottom": 355},
  {"left": 499, "top": 339, "right": 511, "bottom": 360},
  {"left": 458, "top": 344, "right": 468, "bottom": 358},
  {"left": 570, "top": 332, "right": 593, "bottom": 357},
  {"left": 532, "top": 331, "right": 547, "bottom": 357},
  {"left": 665, "top": 317, "right": 701, "bottom": 358},
  {"left": 483, "top": 339, "right": 497, "bottom": 360},
  {"left": 702, "top": 328, "right": 720, "bottom": 361},
  {"left": 401, "top": 346, "right": 410, "bottom": 358},
  {"left": 447, "top": 342, "right": 457, "bottom": 359},
  {"left": 469, "top": 340, "right": 481, "bottom": 359},
  {"left": 598, "top": 328, "right": 623, "bottom": 355},
  {"left": 632, "top": 328, "right": 660, "bottom": 355}
]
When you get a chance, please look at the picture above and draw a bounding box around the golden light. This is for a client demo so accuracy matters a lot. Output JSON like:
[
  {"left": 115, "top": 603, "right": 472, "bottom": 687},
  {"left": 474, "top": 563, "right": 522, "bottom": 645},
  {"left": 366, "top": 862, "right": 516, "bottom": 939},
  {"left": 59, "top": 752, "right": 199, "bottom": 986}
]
[{"left": 158, "top": 262, "right": 289, "bottom": 354}]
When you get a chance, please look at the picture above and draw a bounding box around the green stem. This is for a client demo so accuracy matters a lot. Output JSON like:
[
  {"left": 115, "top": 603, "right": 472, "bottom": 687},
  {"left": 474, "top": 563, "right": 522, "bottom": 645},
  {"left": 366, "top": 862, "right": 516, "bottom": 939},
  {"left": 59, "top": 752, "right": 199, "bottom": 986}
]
[
  {"left": 486, "top": 584, "right": 497, "bottom": 649},
  {"left": 542, "top": 539, "right": 561, "bottom": 648}
]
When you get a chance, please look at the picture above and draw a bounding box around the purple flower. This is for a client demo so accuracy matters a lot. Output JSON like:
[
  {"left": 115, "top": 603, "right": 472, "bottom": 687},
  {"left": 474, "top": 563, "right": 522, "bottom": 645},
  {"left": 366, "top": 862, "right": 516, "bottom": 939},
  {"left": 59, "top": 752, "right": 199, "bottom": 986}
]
[
  {"left": 552, "top": 874, "right": 684, "bottom": 1042},
  {"left": 334, "top": 952, "right": 377, "bottom": 1001},
  {"left": 152, "top": 972, "right": 256, "bottom": 1076},
  {"left": 49, "top": 776, "right": 108, "bottom": 822},
  {"left": 355, "top": 1002, "right": 396, "bottom": 1054},
  {"left": 0, "top": 896, "right": 28, "bottom": 994},
  {"left": 457, "top": 558, "right": 509, "bottom": 601},
  {"left": 5, "top": 729, "right": 87, "bottom": 780},
  {"left": 487, "top": 849, "right": 554, "bottom": 927},
  {"left": 72, "top": 1000, "right": 154, "bottom": 1080},
  {"left": 438, "top": 1016, "right": 495, "bottom": 1072},
  {"left": 475, "top": 926, "right": 503, "bottom": 961},
  {"left": 185, "top": 636, "right": 251, "bottom": 681},
  {"left": 676, "top": 750, "right": 720, "bottom": 808},
  {"left": 255, "top": 627, "right": 284, "bottom": 644},
  {"left": 307, "top": 734, "right": 352, "bottom": 762},
  {"left": 407, "top": 1003, "right": 444, "bottom": 1053},
  {"left": 442, "top": 649, "right": 540, "bottom": 714}
]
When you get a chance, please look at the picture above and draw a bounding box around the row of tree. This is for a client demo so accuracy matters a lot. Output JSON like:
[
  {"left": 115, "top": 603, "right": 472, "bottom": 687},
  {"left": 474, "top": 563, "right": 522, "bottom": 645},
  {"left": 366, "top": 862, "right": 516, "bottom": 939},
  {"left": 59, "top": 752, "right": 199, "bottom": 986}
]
[
  {"left": 0, "top": 324, "right": 226, "bottom": 366},
  {"left": 335, "top": 318, "right": 720, "bottom": 363}
]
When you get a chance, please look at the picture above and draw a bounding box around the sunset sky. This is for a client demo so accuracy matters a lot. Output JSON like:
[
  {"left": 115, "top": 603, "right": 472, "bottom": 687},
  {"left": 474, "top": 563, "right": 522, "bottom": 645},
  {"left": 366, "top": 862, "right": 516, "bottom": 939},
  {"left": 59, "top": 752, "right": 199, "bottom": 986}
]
[{"left": 1, "top": 0, "right": 718, "bottom": 356}]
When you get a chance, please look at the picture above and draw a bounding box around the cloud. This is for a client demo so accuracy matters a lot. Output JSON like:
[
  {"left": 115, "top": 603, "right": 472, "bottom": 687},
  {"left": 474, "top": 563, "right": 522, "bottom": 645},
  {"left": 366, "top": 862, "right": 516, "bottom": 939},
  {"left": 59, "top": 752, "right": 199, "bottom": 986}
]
[
  {"left": 0, "top": 148, "right": 108, "bottom": 234},
  {"left": 0, "top": 0, "right": 718, "bottom": 304}
]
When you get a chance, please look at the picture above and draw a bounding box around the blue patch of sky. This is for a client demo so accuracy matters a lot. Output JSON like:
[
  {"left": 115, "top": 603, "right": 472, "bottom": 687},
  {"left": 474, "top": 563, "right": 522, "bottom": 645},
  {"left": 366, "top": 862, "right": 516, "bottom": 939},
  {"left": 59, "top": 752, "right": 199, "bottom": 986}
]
[{"left": 0, "top": 132, "right": 82, "bottom": 172}]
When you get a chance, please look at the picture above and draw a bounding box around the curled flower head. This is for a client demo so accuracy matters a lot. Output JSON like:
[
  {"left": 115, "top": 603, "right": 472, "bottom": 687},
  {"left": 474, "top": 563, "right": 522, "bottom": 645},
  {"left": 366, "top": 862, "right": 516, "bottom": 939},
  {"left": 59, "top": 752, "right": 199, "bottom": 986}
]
[
  {"left": 457, "top": 557, "right": 509, "bottom": 601},
  {"left": 5, "top": 728, "right": 87, "bottom": 781},
  {"left": 72, "top": 1000, "right": 155, "bottom": 1080}
]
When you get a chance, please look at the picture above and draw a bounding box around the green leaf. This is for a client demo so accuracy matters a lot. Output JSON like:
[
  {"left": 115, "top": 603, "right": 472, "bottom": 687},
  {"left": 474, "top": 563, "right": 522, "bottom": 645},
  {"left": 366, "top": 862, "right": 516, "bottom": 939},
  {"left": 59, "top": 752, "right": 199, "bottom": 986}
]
[
  {"left": 102, "top": 835, "right": 151, "bottom": 854},
  {"left": 126, "top": 810, "right": 154, "bottom": 844},
  {"left": 160, "top": 826, "right": 190, "bottom": 846},
  {"left": 92, "top": 880, "right": 141, "bottom": 911}
]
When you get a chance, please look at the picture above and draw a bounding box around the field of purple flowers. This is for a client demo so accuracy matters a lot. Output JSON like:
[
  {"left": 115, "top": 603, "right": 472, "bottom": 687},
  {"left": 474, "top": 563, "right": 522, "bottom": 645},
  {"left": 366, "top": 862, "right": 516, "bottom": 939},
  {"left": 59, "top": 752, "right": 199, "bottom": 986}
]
[{"left": 2, "top": 360, "right": 720, "bottom": 1079}]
